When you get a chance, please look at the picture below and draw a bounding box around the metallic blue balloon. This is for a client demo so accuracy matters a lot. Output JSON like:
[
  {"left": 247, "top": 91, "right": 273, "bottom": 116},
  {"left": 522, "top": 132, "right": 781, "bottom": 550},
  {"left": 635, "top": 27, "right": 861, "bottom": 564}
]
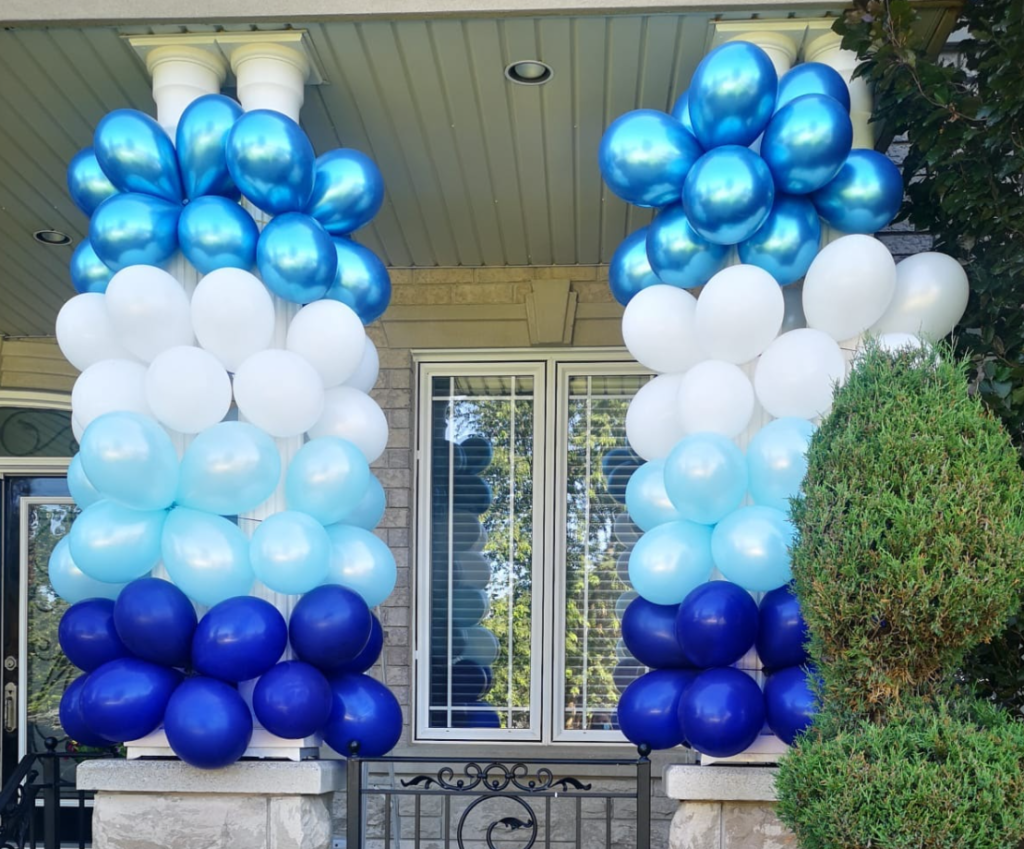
[
  {"left": 175, "top": 94, "right": 244, "bottom": 200},
  {"left": 757, "top": 585, "right": 809, "bottom": 672},
  {"left": 689, "top": 42, "right": 778, "bottom": 149},
  {"left": 93, "top": 109, "right": 183, "bottom": 203},
  {"left": 646, "top": 204, "right": 730, "bottom": 287},
  {"left": 599, "top": 109, "right": 703, "bottom": 208},
  {"left": 325, "top": 238, "right": 391, "bottom": 323},
  {"left": 764, "top": 666, "right": 818, "bottom": 745},
  {"left": 69, "top": 239, "right": 114, "bottom": 294},
  {"left": 193, "top": 596, "right": 288, "bottom": 683},
  {"left": 761, "top": 94, "right": 853, "bottom": 195},
  {"left": 306, "top": 149, "right": 385, "bottom": 235},
  {"left": 67, "top": 147, "right": 118, "bottom": 215},
  {"left": 323, "top": 673, "right": 402, "bottom": 757},
  {"left": 675, "top": 581, "right": 758, "bottom": 668},
  {"left": 738, "top": 194, "right": 821, "bottom": 285},
  {"left": 257, "top": 212, "right": 338, "bottom": 304},
  {"left": 89, "top": 192, "right": 181, "bottom": 271},
  {"left": 178, "top": 196, "right": 258, "bottom": 274},
  {"left": 811, "top": 149, "right": 903, "bottom": 234},
  {"left": 670, "top": 91, "right": 699, "bottom": 139},
  {"left": 682, "top": 146, "right": 775, "bottom": 245},
  {"left": 164, "top": 677, "right": 253, "bottom": 769},
  {"left": 80, "top": 657, "right": 181, "bottom": 743},
  {"left": 776, "top": 63, "right": 851, "bottom": 112},
  {"left": 226, "top": 109, "right": 315, "bottom": 214},
  {"left": 678, "top": 667, "right": 765, "bottom": 758},
  {"left": 609, "top": 227, "right": 663, "bottom": 306},
  {"left": 618, "top": 669, "right": 696, "bottom": 750},
  {"left": 253, "top": 661, "right": 333, "bottom": 739}
]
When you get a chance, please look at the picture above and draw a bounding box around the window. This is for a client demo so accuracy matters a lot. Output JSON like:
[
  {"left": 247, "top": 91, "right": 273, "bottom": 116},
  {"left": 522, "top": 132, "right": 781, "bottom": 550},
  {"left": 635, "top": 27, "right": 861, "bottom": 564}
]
[{"left": 414, "top": 352, "right": 650, "bottom": 743}]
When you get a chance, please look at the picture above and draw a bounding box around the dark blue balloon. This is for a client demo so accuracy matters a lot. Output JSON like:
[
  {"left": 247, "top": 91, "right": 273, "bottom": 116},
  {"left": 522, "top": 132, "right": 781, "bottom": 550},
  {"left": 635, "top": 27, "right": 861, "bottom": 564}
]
[
  {"left": 761, "top": 94, "right": 853, "bottom": 195},
  {"left": 178, "top": 196, "right": 259, "bottom": 274},
  {"left": 621, "top": 597, "right": 690, "bottom": 669},
  {"left": 613, "top": 658, "right": 645, "bottom": 693},
  {"left": 678, "top": 667, "right": 765, "bottom": 758},
  {"left": 113, "top": 577, "right": 197, "bottom": 668},
  {"left": 609, "top": 227, "right": 663, "bottom": 306},
  {"left": 306, "top": 149, "right": 385, "bottom": 235},
  {"left": 59, "top": 599, "right": 128, "bottom": 672},
  {"left": 336, "top": 613, "right": 383, "bottom": 674},
  {"left": 323, "top": 673, "right": 403, "bottom": 757},
  {"left": 193, "top": 596, "right": 288, "bottom": 682},
  {"left": 764, "top": 665, "right": 818, "bottom": 745},
  {"left": 682, "top": 147, "right": 774, "bottom": 246},
  {"left": 738, "top": 194, "right": 821, "bottom": 286},
  {"left": 325, "top": 238, "right": 391, "bottom": 324},
  {"left": 676, "top": 581, "right": 758, "bottom": 669},
  {"left": 811, "top": 149, "right": 903, "bottom": 234},
  {"left": 452, "top": 475, "right": 492, "bottom": 516},
  {"left": 93, "top": 109, "right": 183, "bottom": 203},
  {"left": 290, "top": 584, "right": 373, "bottom": 673},
  {"left": 451, "top": 701, "right": 501, "bottom": 729},
  {"left": 776, "top": 63, "right": 851, "bottom": 113},
  {"left": 447, "top": 660, "right": 491, "bottom": 702},
  {"left": 460, "top": 436, "right": 493, "bottom": 476},
  {"left": 617, "top": 669, "right": 696, "bottom": 750},
  {"left": 756, "top": 584, "right": 809, "bottom": 671},
  {"left": 89, "top": 192, "right": 181, "bottom": 271},
  {"left": 69, "top": 239, "right": 114, "bottom": 294},
  {"left": 60, "top": 674, "right": 115, "bottom": 748},
  {"left": 175, "top": 94, "right": 244, "bottom": 200},
  {"left": 80, "top": 657, "right": 181, "bottom": 742},
  {"left": 688, "top": 42, "right": 777, "bottom": 149},
  {"left": 257, "top": 212, "right": 338, "bottom": 304},
  {"left": 67, "top": 147, "right": 118, "bottom": 216},
  {"left": 226, "top": 109, "right": 315, "bottom": 215},
  {"left": 252, "top": 661, "right": 333, "bottom": 740},
  {"left": 164, "top": 677, "right": 253, "bottom": 769}
]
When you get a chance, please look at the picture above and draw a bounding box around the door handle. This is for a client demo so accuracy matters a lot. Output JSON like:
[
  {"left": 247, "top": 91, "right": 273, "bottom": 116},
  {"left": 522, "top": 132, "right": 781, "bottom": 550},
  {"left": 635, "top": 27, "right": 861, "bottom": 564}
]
[{"left": 4, "top": 682, "right": 16, "bottom": 733}]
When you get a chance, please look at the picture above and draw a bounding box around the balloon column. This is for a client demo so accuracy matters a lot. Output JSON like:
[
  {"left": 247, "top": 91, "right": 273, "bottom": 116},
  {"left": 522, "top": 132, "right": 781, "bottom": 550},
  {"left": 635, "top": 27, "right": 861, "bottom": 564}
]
[
  {"left": 602, "top": 41, "right": 970, "bottom": 757},
  {"left": 54, "top": 95, "right": 402, "bottom": 768}
]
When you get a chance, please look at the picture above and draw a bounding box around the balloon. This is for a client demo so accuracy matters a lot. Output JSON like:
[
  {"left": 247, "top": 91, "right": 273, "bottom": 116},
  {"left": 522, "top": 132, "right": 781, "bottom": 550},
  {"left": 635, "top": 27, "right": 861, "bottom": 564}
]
[
  {"left": 451, "top": 703, "right": 502, "bottom": 730},
  {"left": 113, "top": 577, "right": 196, "bottom": 668},
  {"left": 324, "top": 524, "right": 397, "bottom": 607},
  {"left": 646, "top": 205, "right": 731, "bottom": 289},
  {"left": 676, "top": 581, "right": 758, "bottom": 668},
  {"left": 335, "top": 474, "right": 387, "bottom": 531},
  {"left": 747, "top": 417, "right": 816, "bottom": 512},
  {"left": 253, "top": 661, "right": 333, "bottom": 740},
  {"left": 712, "top": 505, "right": 794, "bottom": 592},
  {"left": 663, "top": 433, "right": 747, "bottom": 525},
  {"left": 689, "top": 42, "right": 777, "bottom": 148},
  {"left": 322, "top": 673, "right": 402, "bottom": 757},
  {"left": 289, "top": 584, "right": 373, "bottom": 672},
  {"left": 257, "top": 212, "right": 338, "bottom": 304},
  {"left": 190, "top": 268, "right": 275, "bottom": 372},
  {"left": 144, "top": 346, "right": 232, "bottom": 434},
  {"left": 695, "top": 265, "right": 785, "bottom": 364},
  {"left": 616, "top": 591, "right": 639, "bottom": 622},
  {"left": 308, "top": 387, "right": 388, "bottom": 463},
  {"left": 670, "top": 91, "right": 697, "bottom": 136},
  {"left": 677, "top": 361, "right": 754, "bottom": 438},
  {"left": 71, "top": 359, "right": 150, "bottom": 431},
  {"left": 56, "top": 294, "right": 131, "bottom": 371},
  {"left": 454, "top": 550, "right": 494, "bottom": 589},
  {"left": 870, "top": 252, "right": 969, "bottom": 340},
  {"left": 286, "top": 300, "right": 367, "bottom": 388},
  {"left": 225, "top": 109, "right": 315, "bottom": 214},
  {"left": 607, "top": 457, "right": 639, "bottom": 505},
  {"left": 306, "top": 149, "right": 385, "bottom": 235},
  {"left": 105, "top": 265, "right": 194, "bottom": 363},
  {"left": 625, "top": 460, "right": 684, "bottom": 531},
  {"left": 164, "top": 677, "right": 253, "bottom": 769},
  {"left": 761, "top": 94, "right": 853, "bottom": 195},
  {"left": 67, "top": 147, "right": 118, "bottom": 215},
  {"left": 776, "top": 62, "right": 851, "bottom": 112},
  {"left": 93, "top": 109, "right": 182, "bottom": 202},
  {"left": 80, "top": 657, "right": 181, "bottom": 742},
  {"left": 161, "top": 507, "right": 254, "bottom": 607},
  {"left": 178, "top": 196, "right": 258, "bottom": 274},
  {"left": 89, "top": 193, "right": 181, "bottom": 272},
  {"left": 621, "top": 597, "right": 689, "bottom": 669},
  {"left": 621, "top": 285, "right": 701, "bottom": 374},
  {"left": 757, "top": 585, "right": 809, "bottom": 671},
  {"left": 764, "top": 666, "right": 818, "bottom": 745},
  {"left": 682, "top": 147, "right": 774, "bottom": 245},
  {"left": 460, "top": 436, "right": 494, "bottom": 475},
  {"left": 69, "top": 500, "right": 165, "bottom": 583},
  {"left": 250, "top": 511, "right": 331, "bottom": 596},
  {"left": 60, "top": 674, "right": 115, "bottom": 747},
  {"left": 175, "top": 94, "right": 244, "bottom": 200},
  {"left": 337, "top": 614, "right": 384, "bottom": 674},
  {"left": 324, "top": 238, "right": 392, "bottom": 325},
  {"left": 678, "top": 668, "right": 765, "bottom": 758},
  {"left": 233, "top": 349, "right": 325, "bottom": 439},
  {"left": 625, "top": 374, "right": 686, "bottom": 461},
  {"left": 454, "top": 624, "right": 498, "bottom": 667},
  {"left": 613, "top": 659, "right": 645, "bottom": 693},
  {"left": 617, "top": 669, "right": 696, "bottom": 750},
  {"left": 812, "top": 149, "right": 902, "bottom": 234},
  {"left": 628, "top": 520, "right": 714, "bottom": 605},
  {"left": 69, "top": 240, "right": 114, "bottom": 294},
  {"left": 345, "top": 338, "right": 380, "bottom": 393},
  {"left": 738, "top": 195, "right": 821, "bottom": 286},
  {"left": 754, "top": 329, "right": 846, "bottom": 419},
  {"left": 450, "top": 587, "right": 490, "bottom": 628},
  {"left": 453, "top": 474, "right": 493, "bottom": 516},
  {"left": 49, "top": 536, "right": 125, "bottom": 603},
  {"left": 286, "top": 437, "right": 370, "bottom": 526},
  {"left": 192, "top": 596, "right": 288, "bottom": 682},
  {"left": 609, "top": 227, "right": 662, "bottom": 306},
  {"left": 58, "top": 599, "right": 128, "bottom": 672},
  {"left": 440, "top": 659, "right": 492, "bottom": 702}
]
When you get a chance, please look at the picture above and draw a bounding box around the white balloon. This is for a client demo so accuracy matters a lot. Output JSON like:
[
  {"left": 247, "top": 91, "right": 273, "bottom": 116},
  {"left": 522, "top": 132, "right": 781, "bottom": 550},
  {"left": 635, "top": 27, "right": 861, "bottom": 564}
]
[
  {"left": 191, "top": 268, "right": 275, "bottom": 371},
  {"left": 144, "top": 346, "right": 232, "bottom": 434},
  {"left": 71, "top": 359, "right": 151, "bottom": 429},
  {"left": 105, "top": 265, "right": 194, "bottom": 362},
  {"left": 755, "top": 328, "right": 846, "bottom": 419},
  {"left": 309, "top": 387, "right": 389, "bottom": 463},
  {"left": 871, "top": 252, "right": 969, "bottom": 340},
  {"left": 345, "top": 338, "right": 380, "bottom": 393},
  {"left": 621, "top": 285, "right": 702, "bottom": 374},
  {"left": 233, "top": 350, "right": 325, "bottom": 438},
  {"left": 56, "top": 293, "right": 133, "bottom": 371},
  {"left": 286, "top": 300, "right": 367, "bottom": 388},
  {"left": 803, "top": 235, "right": 897, "bottom": 341},
  {"left": 695, "top": 265, "right": 784, "bottom": 364},
  {"left": 625, "top": 374, "right": 686, "bottom": 461},
  {"left": 677, "top": 360, "right": 755, "bottom": 438}
]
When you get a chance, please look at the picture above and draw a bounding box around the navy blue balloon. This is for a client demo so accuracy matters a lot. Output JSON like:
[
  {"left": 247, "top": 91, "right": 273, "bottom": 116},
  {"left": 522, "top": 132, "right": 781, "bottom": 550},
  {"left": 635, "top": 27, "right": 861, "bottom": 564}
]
[
  {"left": 70, "top": 239, "right": 114, "bottom": 294},
  {"left": 257, "top": 212, "right": 338, "bottom": 304},
  {"left": 621, "top": 597, "right": 690, "bottom": 669},
  {"left": 192, "top": 596, "right": 288, "bottom": 682},
  {"left": 764, "top": 665, "right": 818, "bottom": 745},
  {"left": 756, "top": 585, "right": 809, "bottom": 671},
  {"left": 646, "top": 204, "right": 731, "bottom": 287},
  {"left": 93, "top": 109, "right": 183, "bottom": 203},
  {"left": 323, "top": 673, "right": 403, "bottom": 757},
  {"left": 80, "top": 657, "right": 181, "bottom": 742},
  {"left": 669, "top": 91, "right": 698, "bottom": 138},
  {"left": 451, "top": 659, "right": 491, "bottom": 702},
  {"left": 60, "top": 674, "right": 115, "bottom": 748},
  {"left": 306, "top": 149, "right": 385, "bottom": 235},
  {"left": 178, "top": 196, "right": 259, "bottom": 273},
  {"left": 812, "top": 149, "right": 903, "bottom": 234},
  {"left": 452, "top": 702, "right": 501, "bottom": 729},
  {"left": 682, "top": 147, "right": 775, "bottom": 245},
  {"left": 164, "top": 677, "right": 253, "bottom": 769},
  {"left": 460, "top": 436, "right": 494, "bottom": 476},
  {"left": 67, "top": 147, "right": 118, "bottom": 215},
  {"left": 676, "top": 581, "right": 758, "bottom": 669},
  {"left": 688, "top": 42, "right": 778, "bottom": 149},
  {"left": 452, "top": 475, "right": 492, "bottom": 515},
  {"left": 617, "top": 669, "right": 697, "bottom": 750},
  {"left": 613, "top": 658, "right": 645, "bottom": 693},
  {"left": 762, "top": 94, "right": 853, "bottom": 195},
  {"left": 609, "top": 227, "right": 662, "bottom": 306},
  {"left": 113, "top": 577, "right": 197, "bottom": 668},
  {"left": 176, "top": 94, "right": 244, "bottom": 200},
  {"left": 325, "top": 238, "right": 391, "bottom": 324},
  {"left": 738, "top": 194, "right": 821, "bottom": 286},
  {"left": 89, "top": 192, "right": 181, "bottom": 271},
  {"left": 253, "top": 661, "right": 333, "bottom": 740},
  {"left": 59, "top": 599, "right": 128, "bottom": 673},
  {"left": 226, "top": 109, "right": 315, "bottom": 214},
  {"left": 290, "top": 584, "right": 373, "bottom": 673},
  {"left": 776, "top": 63, "right": 851, "bottom": 112},
  {"left": 679, "top": 667, "right": 765, "bottom": 758},
  {"left": 337, "top": 613, "right": 384, "bottom": 674}
]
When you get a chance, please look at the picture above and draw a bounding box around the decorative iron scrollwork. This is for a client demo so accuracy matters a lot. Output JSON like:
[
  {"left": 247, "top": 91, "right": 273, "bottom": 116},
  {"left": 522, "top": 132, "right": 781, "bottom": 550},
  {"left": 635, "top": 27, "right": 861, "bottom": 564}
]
[
  {"left": 459, "top": 794, "right": 538, "bottom": 849},
  {"left": 401, "top": 761, "right": 592, "bottom": 794},
  {"left": 0, "top": 409, "right": 75, "bottom": 458}
]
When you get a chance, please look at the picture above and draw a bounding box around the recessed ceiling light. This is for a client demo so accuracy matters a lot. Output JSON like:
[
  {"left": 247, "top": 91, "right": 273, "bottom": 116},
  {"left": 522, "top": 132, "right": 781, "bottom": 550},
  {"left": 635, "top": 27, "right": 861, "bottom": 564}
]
[
  {"left": 33, "top": 230, "right": 71, "bottom": 246},
  {"left": 505, "top": 60, "right": 553, "bottom": 86}
]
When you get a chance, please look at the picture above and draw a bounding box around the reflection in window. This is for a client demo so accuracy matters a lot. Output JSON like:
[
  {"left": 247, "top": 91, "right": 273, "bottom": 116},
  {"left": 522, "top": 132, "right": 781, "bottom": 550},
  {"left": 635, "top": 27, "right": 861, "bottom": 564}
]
[{"left": 0, "top": 408, "right": 76, "bottom": 457}]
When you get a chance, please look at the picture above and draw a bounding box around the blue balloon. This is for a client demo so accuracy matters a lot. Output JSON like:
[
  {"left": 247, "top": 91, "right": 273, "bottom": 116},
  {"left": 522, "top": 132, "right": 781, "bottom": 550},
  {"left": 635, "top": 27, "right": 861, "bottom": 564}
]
[
  {"left": 59, "top": 599, "right": 128, "bottom": 672},
  {"left": 286, "top": 437, "right": 370, "bottom": 525},
  {"left": 306, "top": 149, "right": 385, "bottom": 235},
  {"left": 628, "top": 520, "right": 715, "bottom": 605},
  {"left": 738, "top": 194, "right": 822, "bottom": 286},
  {"left": 617, "top": 669, "right": 697, "bottom": 750},
  {"left": 460, "top": 436, "right": 494, "bottom": 476},
  {"left": 113, "top": 577, "right": 197, "bottom": 668},
  {"left": 324, "top": 524, "right": 397, "bottom": 608},
  {"left": 60, "top": 674, "right": 115, "bottom": 747},
  {"left": 625, "top": 460, "right": 684, "bottom": 531},
  {"left": 290, "top": 584, "right": 373, "bottom": 673},
  {"left": 325, "top": 238, "right": 392, "bottom": 324},
  {"left": 609, "top": 227, "right": 663, "bottom": 305},
  {"left": 164, "top": 677, "right": 253, "bottom": 768},
  {"left": 761, "top": 94, "right": 853, "bottom": 195},
  {"left": 452, "top": 702, "right": 502, "bottom": 729},
  {"left": 337, "top": 613, "right": 384, "bottom": 674},
  {"left": 69, "top": 239, "right": 114, "bottom": 294},
  {"left": 811, "top": 149, "right": 903, "bottom": 234},
  {"left": 451, "top": 587, "right": 490, "bottom": 628},
  {"left": 663, "top": 433, "right": 748, "bottom": 525},
  {"left": 67, "top": 147, "right": 118, "bottom": 216},
  {"left": 69, "top": 500, "right": 165, "bottom": 584},
  {"left": 670, "top": 91, "right": 698, "bottom": 138},
  {"left": 646, "top": 204, "right": 731, "bottom": 287},
  {"left": 599, "top": 109, "right": 703, "bottom": 208},
  {"left": 253, "top": 661, "right": 333, "bottom": 739},
  {"left": 322, "top": 673, "right": 403, "bottom": 757},
  {"left": 776, "top": 63, "right": 851, "bottom": 113},
  {"left": 257, "top": 212, "right": 338, "bottom": 304},
  {"left": 80, "top": 657, "right": 181, "bottom": 742},
  {"left": 335, "top": 474, "right": 386, "bottom": 530},
  {"left": 178, "top": 196, "right": 258, "bottom": 274},
  {"left": 621, "top": 597, "right": 689, "bottom": 669},
  {"left": 453, "top": 624, "right": 498, "bottom": 666},
  {"left": 93, "top": 109, "right": 183, "bottom": 202},
  {"left": 606, "top": 455, "right": 641, "bottom": 505},
  {"left": 439, "top": 659, "right": 492, "bottom": 703},
  {"left": 176, "top": 421, "right": 281, "bottom": 516},
  {"left": 193, "top": 596, "right": 288, "bottom": 682},
  {"left": 250, "top": 510, "right": 331, "bottom": 596},
  {"left": 68, "top": 454, "right": 101, "bottom": 509},
  {"left": 688, "top": 42, "right": 778, "bottom": 149},
  {"left": 757, "top": 585, "right": 809, "bottom": 671},
  {"left": 175, "top": 94, "right": 244, "bottom": 200},
  {"left": 676, "top": 581, "right": 758, "bottom": 668},
  {"left": 602, "top": 446, "right": 640, "bottom": 481},
  {"left": 711, "top": 505, "right": 795, "bottom": 592},
  {"left": 226, "top": 109, "right": 315, "bottom": 214},
  {"left": 89, "top": 192, "right": 181, "bottom": 271},
  {"left": 678, "top": 667, "right": 765, "bottom": 758},
  {"left": 746, "top": 417, "right": 816, "bottom": 511},
  {"left": 452, "top": 474, "right": 492, "bottom": 516},
  {"left": 161, "top": 508, "right": 254, "bottom": 607},
  {"left": 682, "top": 146, "right": 775, "bottom": 245},
  {"left": 764, "top": 666, "right": 818, "bottom": 745},
  {"left": 48, "top": 536, "right": 125, "bottom": 604}
]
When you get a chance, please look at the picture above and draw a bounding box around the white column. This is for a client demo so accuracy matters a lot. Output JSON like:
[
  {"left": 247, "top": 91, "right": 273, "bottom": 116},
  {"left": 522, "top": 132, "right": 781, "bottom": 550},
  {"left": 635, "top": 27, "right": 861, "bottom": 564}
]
[
  {"left": 727, "top": 31, "right": 798, "bottom": 79},
  {"left": 804, "top": 32, "right": 875, "bottom": 150},
  {"left": 145, "top": 45, "right": 227, "bottom": 137}
]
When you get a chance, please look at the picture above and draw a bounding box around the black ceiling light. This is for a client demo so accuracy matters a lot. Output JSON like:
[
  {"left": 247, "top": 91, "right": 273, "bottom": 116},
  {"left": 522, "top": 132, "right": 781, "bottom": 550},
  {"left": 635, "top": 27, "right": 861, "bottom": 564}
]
[
  {"left": 33, "top": 230, "right": 72, "bottom": 246},
  {"left": 505, "top": 60, "right": 553, "bottom": 86}
]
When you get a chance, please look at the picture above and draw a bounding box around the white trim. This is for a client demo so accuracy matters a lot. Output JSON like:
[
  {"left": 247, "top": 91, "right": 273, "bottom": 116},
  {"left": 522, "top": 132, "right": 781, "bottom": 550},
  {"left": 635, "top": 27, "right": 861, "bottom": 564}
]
[{"left": 0, "top": 391, "right": 72, "bottom": 412}]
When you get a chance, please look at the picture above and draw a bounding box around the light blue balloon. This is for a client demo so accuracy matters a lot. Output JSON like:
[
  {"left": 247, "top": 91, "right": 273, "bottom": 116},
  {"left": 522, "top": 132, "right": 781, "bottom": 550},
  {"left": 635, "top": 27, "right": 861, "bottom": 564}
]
[
  {"left": 178, "top": 196, "right": 258, "bottom": 274},
  {"left": 746, "top": 418, "right": 816, "bottom": 512},
  {"left": 609, "top": 227, "right": 662, "bottom": 306},
  {"left": 776, "top": 63, "right": 851, "bottom": 113},
  {"left": 68, "top": 453, "right": 102, "bottom": 509},
  {"left": 625, "top": 460, "right": 684, "bottom": 532},
  {"left": 664, "top": 434, "right": 748, "bottom": 525},
  {"left": 257, "top": 212, "right": 338, "bottom": 304},
  {"left": 335, "top": 474, "right": 386, "bottom": 530},
  {"left": 69, "top": 500, "right": 166, "bottom": 583},
  {"left": 79, "top": 412, "right": 179, "bottom": 511},
  {"left": 69, "top": 239, "right": 114, "bottom": 294},
  {"left": 628, "top": 520, "right": 715, "bottom": 605},
  {"left": 646, "top": 204, "right": 731, "bottom": 288},
  {"left": 456, "top": 625, "right": 499, "bottom": 665},
  {"left": 89, "top": 192, "right": 181, "bottom": 271},
  {"left": 93, "top": 108, "right": 183, "bottom": 203},
  {"left": 177, "top": 422, "right": 281, "bottom": 516},
  {"left": 811, "top": 149, "right": 903, "bottom": 234},
  {"left": 306, "top": 149, "right": 385, "bottom": 236},
  {"left": 711, "top": 505, "right": 794, "bottom": 592},
  {"left": 226, "top": 109, "right": 315, "bottom": 215},
  {"left": 161, "top": 507, "right": 254, "bottom": 607},
  {"left": 325, "top": 238, "right": 391, "bottom": 325},
  {"left": 682, "top": 146, "right": 775, "bottom": 246},
  {"left": 66, "top": 147, "right": 118, "bottom": 215},
  {"left": 251, "top": 511, "right": 330, "bottom": 596},
  {"left": 689, "top": 42, "right": 778, "bottom": 149},
  {"left": 48, "top": 536, "right": 127, "bottom": 603},
  {"left": 761, "top": 94, "right": 853, "bottom": 195},
  {"left": 451, "top": 588, "right": 489, "bottom": 628},
  {"left": 175, "top": 94, "right": 244, "bottom": 200},
  {"left": 324, "top": 524, "right": 396, "bottom": 608},
  {"left": 670, "top": 91, "right": 698, "bottom": 138},
  {"left": 738, "top": 194, "right": 821, "bottom": 286},
  {"left": 286, "top": 437, "right": 371, "bottom": 526}
]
